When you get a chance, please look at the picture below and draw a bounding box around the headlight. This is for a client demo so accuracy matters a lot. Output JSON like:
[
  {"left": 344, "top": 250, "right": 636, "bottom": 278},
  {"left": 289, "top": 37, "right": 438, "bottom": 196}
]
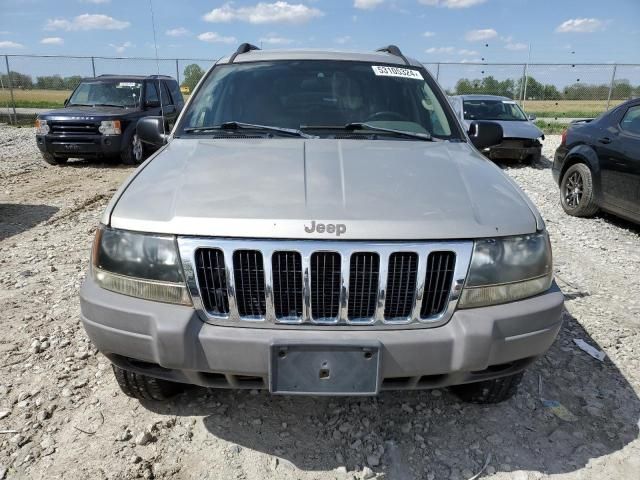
[
  {"left": 35, "top": 119, "right": 49, "bottom": 135},
  {"left": 98, "top": 120, "right": 121, "bottom": 135},
  {"left": 91, "top": 226, "right": 191, "bottom": 305},
  {"left": 458, "top": 231, "right": 553, "bottom": 309}
]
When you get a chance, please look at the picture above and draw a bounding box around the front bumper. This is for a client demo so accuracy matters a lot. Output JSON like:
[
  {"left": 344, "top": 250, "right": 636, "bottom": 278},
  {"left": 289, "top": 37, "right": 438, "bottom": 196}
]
[
  {"left": 36, "top": 134, "right": 123, "bottom": 158},
  {"left": 489, "top": 140, "right": 541, "bottom": 161},
  {"left": 80, "top": 275, "right": 564, "bottom": 393}
]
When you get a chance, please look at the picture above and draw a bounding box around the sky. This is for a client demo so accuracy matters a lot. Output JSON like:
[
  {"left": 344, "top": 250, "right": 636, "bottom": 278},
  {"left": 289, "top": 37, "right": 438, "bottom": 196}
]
[{"left": 1, "top": 0, "right": 639, "bottom": 65}]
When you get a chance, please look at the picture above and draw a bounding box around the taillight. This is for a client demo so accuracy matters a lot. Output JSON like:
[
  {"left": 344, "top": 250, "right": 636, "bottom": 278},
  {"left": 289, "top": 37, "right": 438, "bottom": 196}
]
[{"left": 561, "top": 129, "right": 568, "bottom": 145}]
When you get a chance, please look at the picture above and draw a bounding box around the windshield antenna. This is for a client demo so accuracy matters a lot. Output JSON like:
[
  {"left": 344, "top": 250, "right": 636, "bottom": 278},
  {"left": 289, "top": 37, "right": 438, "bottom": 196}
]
[{"left": 148, "top": 0, "right": 166, "bottom": 138}]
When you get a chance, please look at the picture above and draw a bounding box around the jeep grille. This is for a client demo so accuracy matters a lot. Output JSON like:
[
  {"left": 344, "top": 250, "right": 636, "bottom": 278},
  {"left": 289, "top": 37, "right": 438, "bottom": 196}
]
[{"left": 182, "top": 239, "right": 472, "bottom": 329}]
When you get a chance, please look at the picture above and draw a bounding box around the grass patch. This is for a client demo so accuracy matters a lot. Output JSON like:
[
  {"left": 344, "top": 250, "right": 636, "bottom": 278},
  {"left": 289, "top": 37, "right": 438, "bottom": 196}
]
[
  {"left": 0, "top": 88, "right": 71, "bottom": 109},
  {"left": 535, "top": 120, "right": 567, "bottom": 135}
]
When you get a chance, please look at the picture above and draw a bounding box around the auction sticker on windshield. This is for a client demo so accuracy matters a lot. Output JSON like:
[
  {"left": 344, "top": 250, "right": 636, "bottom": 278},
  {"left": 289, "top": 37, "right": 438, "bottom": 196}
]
[{"left": 371, "top": 66, "right": 423, "bottom": 80}]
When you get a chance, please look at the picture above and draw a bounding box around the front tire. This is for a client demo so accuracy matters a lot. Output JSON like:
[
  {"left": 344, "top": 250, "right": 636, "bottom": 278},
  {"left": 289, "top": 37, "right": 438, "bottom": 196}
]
[
  {"left": 450, "top": 372, "right": 524, "bottom": 404},
  {"left": 112, "top": 365, "right": 182, "bottom": 401},
  {"left": 41, "top": 152, "right": 67, "bottom": 166},
  {"left": 120, "top": 133, "right": 145, "bottom": 165},
  {"left": 560, "top": 163, "right": 599, "bottom": 217}
]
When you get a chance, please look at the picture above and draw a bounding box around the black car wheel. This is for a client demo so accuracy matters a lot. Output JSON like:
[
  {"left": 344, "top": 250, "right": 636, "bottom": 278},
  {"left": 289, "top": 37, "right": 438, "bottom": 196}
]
[
  {"left": 41, "top": 152, "right": 68, "bottom": 166},
  {"left": 112, "top": 365, "right": 183, "bottom": 401},
  {"left": 121, "top": 133, "right": 145, "bottom": 165},
  {"left": 560, "top": 163, "right": 598, "bottom": 217},
  {"left": 450, "top": 372, "right": 524, "bottom": 404}
]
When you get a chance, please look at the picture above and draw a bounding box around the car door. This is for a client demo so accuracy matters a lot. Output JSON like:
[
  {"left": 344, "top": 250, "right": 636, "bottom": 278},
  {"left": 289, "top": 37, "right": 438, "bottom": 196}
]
[
  {"left": 160, "top": 80, "right": 178, "bottom": 130},
  {"left": 617, "top": 104, "right": 640, "bottom": 217},
  {"left": 594, "top": 104, "right": 640, "bottom": 215}
]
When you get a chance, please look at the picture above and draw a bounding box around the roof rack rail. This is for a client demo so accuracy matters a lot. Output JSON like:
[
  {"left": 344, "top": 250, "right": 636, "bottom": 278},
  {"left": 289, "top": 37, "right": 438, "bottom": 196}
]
[
  {"left": 376, "top": 45, "right": 409, "bottom": 66},
  {"left": 229, "top": 43, "right": 261, "bottom": 63}
]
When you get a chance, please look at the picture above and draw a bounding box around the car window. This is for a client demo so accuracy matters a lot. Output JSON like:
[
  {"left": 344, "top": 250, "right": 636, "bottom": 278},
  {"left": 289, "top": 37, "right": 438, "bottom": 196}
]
[
  {"left": 620, "top": 105, "right": 640, "bottom": 135},
  {"left": 68, "top": 80, "right": 142, "bottom": 108},
  {"left": 161, "top": 81, "right": 173, "bottom": 106},
  {"left": 145, "top": 81, "right": 159, "bottom": 105},
  {"left": 179, "top": 60, "right": 455, "bottom": 139},
  {"left": 168, "top": 81, "right": 184, "bottom": 106},
  {"left": 463, "top": 99, "right": 527, "bottom": 121}
]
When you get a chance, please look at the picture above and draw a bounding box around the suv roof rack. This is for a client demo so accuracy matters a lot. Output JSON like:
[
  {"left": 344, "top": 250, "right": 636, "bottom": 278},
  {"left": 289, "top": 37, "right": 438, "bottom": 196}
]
[
  {"left": 229, "top": 43, "right": 261, "bottom": 63},
  {"left": 375, "top": 45, "right": 409, "bottom": 66}
]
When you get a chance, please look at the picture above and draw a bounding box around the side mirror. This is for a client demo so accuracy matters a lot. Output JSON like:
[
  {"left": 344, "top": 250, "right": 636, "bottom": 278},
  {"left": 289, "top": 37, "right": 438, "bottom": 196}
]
[
  {"left": 137, "top": 117, "right": 167, "bottom": 146},
  {"left": 63, "top": 98, "right": 69, "bottom": 107},
  {"left": 468, "top": 121, "right": 503, "bottom": 150},
  {"left": 145, "top": 100, "right": 161, "bottom": 109},
  {"left": 528, "top": 113, "right": 537, "bottom": 121}
]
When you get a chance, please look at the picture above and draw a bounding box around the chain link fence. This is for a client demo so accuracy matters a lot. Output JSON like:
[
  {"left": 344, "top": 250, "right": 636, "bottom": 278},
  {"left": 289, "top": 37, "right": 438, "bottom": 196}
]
[{"left": 2, "top": 54, "right": 639, "bottom": 126}]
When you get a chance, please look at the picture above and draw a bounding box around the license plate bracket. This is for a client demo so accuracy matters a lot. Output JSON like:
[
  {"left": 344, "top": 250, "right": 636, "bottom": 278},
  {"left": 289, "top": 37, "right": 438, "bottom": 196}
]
[{"left": 269, "top": 342, "right": 381, "bottom": 395}]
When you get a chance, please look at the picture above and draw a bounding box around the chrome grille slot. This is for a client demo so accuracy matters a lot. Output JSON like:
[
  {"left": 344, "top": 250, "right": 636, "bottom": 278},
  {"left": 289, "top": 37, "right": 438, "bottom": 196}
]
[
  {"left": 272, "top": 251, "right": 303, "bottom": 319},
  {"left": 233, "top": 250, "right": 267, "bottom": 317},
  {"left": 347, "top": 252, "right": 379, "bottom": 321},
  {"left": 421, "top": 251, "right": 456, "bottom": 318},
  {"left": 179, "top": 239, "right": 472, "bottom": 329},
  {"left": 195, "top": 248, "right": 229, "bottom": 315},
  {"left": 384, "top": 252, "right": 418, "bottom": 320},
  {"left": 310, "top": 252, "right": 341, "bottom": 321}
]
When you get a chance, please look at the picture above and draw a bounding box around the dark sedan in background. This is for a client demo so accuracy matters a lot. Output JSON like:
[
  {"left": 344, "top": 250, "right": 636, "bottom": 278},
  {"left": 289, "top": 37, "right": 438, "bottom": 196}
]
[
  {"left": 449, "top": 94, "right": 544, "bottom": 164},
  {"left": 553, "top": 98, "right": 640, "bottom": 224}
]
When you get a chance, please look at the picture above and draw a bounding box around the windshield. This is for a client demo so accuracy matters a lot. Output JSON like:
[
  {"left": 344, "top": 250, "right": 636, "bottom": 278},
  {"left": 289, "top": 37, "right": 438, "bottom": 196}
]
[
  {"left": 178, "top": 61, "right": 455, "bottom": 139},
  {"left": 463, "top": 99, "right": 527, "bottom": 121},
  {"left": 68, "top": 80, "right": 142, "bottom": 108}
]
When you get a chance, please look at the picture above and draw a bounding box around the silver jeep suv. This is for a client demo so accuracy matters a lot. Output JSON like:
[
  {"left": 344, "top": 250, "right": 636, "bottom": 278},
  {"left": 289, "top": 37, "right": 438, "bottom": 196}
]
[{"left": 80, "top": 44, "right": 563, "bottom": 403}]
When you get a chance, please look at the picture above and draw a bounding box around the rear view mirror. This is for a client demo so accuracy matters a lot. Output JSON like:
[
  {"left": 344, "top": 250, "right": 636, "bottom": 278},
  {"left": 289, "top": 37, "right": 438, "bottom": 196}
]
[
  {"left": 468, "top": 121, "right": 503, "bottom": 150},
  {"left": 528, "top": 113, "right": 537, "bottom": 121},
  {"left": 137, "top": 117, "right": 167, "bottom": 146},
  {"left": 145, "top": 100, "right": 161, "bottom": 109}
]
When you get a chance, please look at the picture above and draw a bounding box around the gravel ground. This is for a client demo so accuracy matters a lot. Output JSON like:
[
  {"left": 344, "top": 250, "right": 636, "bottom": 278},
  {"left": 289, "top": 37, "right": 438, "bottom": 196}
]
[{"left": 1, "top": 125, "right": 639, "bottom": 480}]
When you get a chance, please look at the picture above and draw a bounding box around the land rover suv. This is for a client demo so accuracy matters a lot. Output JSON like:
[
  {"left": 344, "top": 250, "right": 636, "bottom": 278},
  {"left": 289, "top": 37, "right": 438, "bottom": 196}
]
[
  {"left": 35, "top": 74, "right": 183, "bottom": 165},
  {"left": 80, "top": 45, "right": 563, "bottom": 404}
]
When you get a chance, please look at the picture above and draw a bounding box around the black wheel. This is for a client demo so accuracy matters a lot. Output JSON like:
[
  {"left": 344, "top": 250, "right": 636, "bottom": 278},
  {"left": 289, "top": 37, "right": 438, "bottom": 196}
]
[
  {"left": 560, "top": 163, "right": 599, "bottom": 217},
  {"left": 450, "top": 372, "right": 524, "bottom": 404},
  {"left": 120, "top": 133, "right": 145, "bottom": 165},
  {"left": 112, "top": 365, "right": 182, "bottom": 401},
  {"left": 41, "top": 152, "right": 67, "bottom": 166}
]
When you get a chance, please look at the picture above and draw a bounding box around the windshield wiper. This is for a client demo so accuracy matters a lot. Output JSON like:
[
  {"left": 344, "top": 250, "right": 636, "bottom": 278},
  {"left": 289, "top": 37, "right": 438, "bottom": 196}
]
[
  {"left": 301, "top": 122, "right": 437, "bottom": 141},
  {"left": 184, "top": 121, "right": 316, "bottom": 139},
  {"left": 67, "top": 103, "right": 93, "bottom": 107}
]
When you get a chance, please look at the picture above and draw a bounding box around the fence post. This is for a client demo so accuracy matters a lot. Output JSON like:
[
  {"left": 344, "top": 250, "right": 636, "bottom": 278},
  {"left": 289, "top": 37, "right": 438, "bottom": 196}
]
[
  {"left": 435, "top": 63, "right": 440, "bottom": 81},
  {"left": 606, "top": 64, "right": 617, "bottom": 111},
  {"left": 4, "top": 55, "right": 17, "bottom": 125},
  {"left": 175, "top": 59, "right": 180, "bottom": 85},
  {"left": 522, "top": 63, "right": 530, "bottom": 110},
  {"left": 517, "top": 63, "right": 526, "bottom": 105},
  {"left": 91, "top": 56, "right": 96, "bottom": 78}
]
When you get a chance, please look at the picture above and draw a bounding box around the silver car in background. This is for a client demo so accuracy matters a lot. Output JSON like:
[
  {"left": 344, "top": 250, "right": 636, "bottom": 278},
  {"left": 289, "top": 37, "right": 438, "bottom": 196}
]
[{"left": 449, "top": 94, "right": 544, "bottom": 164}]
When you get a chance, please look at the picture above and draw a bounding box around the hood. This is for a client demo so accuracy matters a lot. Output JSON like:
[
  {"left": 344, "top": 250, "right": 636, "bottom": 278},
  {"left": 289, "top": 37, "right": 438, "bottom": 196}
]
[
  {"left": 462, "top": 119, "right": 543, "bottom": 140},
  {"left": 108, "top": 138, "right": 539, "bottom": 240},
  {"left": 39, "top": 105, "right": 134, "bottom": 120}
]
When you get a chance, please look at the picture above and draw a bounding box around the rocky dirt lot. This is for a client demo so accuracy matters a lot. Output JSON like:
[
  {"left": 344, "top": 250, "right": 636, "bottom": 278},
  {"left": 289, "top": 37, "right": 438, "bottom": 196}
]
[{"left": 0, "top": 125, "right": 639, "bottom": 480}]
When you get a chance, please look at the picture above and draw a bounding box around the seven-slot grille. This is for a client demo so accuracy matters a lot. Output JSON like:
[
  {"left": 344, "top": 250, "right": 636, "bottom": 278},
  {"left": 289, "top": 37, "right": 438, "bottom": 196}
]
[{"left": 190, "top": 243, "right": 463, "bottom": 326}]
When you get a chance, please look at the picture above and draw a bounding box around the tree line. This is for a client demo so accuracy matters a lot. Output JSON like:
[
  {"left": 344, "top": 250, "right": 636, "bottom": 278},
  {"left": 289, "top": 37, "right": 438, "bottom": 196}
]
[{"left": 453, "top": 75, "right": 640, "bottom": 101}]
